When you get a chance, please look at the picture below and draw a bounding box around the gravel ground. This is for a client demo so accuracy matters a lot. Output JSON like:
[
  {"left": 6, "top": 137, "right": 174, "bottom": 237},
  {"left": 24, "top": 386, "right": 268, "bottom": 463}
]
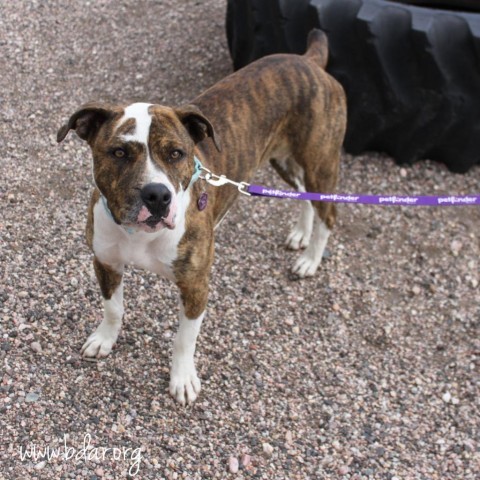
[{"left": 1, "top": 1, "right": 479, "bottom": 479}]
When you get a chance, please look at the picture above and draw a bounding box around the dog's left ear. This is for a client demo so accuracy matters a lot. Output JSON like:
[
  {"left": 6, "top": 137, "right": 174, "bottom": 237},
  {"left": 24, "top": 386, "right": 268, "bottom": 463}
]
[{"left": 175, "top": 104, "right": 221, "bottom": 152}]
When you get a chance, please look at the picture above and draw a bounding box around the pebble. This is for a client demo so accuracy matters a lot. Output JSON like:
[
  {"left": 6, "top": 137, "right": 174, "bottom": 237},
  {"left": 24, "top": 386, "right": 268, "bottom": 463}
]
[
  {"left": 228, "top": 456, "right": 239, "bottom": 474},
  {"left": 450, "top": 240, "right": 462, "bottom": 256},
  {"left": 338, "top": 465, "right": 350, "bottom": 475},
  {"left": 25, "top": 392, "right": 40, "bottom": 403},
  {"left": 240, "top": 454, "right": 251, "bottom": 467},
  {"left": 30, "top": 341, "right": 42, "bottom": 353},
  {"left": 442, "top": 392, "right": 451, "bottom": 403},
  {"left": 262, "top": 443, "right": 274, "bottom": 457}
]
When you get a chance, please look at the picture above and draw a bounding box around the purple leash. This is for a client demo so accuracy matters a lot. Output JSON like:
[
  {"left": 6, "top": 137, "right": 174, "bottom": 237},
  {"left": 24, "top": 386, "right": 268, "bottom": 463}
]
[
  {"left": 198, "top": 163, "right": 479, "bottom": 207},
  {"left": 247, "top": 185, "right": 480, "bottom": 207}
]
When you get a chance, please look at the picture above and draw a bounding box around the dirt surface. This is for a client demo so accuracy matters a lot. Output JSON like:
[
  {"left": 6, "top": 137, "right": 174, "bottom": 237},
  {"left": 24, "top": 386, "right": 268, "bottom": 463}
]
[{"left": 0, "top": 1, "right": 479, "bottom": 479}]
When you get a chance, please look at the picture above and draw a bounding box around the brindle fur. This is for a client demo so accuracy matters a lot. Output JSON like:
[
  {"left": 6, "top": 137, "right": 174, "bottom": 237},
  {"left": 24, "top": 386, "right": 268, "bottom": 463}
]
[
  {"left": 93, "top": 257, "right": 122, "bottom": 300},
  {"left": 58, "top": 30, "right": 346, "bottom": 318},
  {"left": 191, "top": 31, "right": 346, "bottom": 232}
]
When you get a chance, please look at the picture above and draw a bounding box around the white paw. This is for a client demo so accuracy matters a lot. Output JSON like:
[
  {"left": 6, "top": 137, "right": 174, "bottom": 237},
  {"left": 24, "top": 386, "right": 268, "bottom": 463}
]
[
  {"left": 292, "top": 251, "right": 321, "bottom": 278},
  {"left": 169, "top": 363, "right": 201, "bottom": 405},
  {"left": 292, "top": 217, "right": 330, "bottom": 278},
  {"left": 286, "top": 226, "right": 311, "bottom": 250},
  {"left": 81, "top": 323, "right": 119, "bottom": 358},
  {"left": 285, "top": 203, "right": 314, "bottom": 250}
]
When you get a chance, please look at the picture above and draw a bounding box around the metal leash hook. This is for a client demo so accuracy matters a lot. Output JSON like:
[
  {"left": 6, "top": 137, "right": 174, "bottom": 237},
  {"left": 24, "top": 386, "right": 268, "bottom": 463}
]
[{"left": 200, "top": 166, "right": 251, "bottom": 196}]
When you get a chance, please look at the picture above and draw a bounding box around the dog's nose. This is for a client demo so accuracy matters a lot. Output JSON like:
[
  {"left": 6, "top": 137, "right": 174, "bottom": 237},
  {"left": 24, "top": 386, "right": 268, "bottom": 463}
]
[{"left": 140, "top": 183, "right": 172, "bottom": 215}]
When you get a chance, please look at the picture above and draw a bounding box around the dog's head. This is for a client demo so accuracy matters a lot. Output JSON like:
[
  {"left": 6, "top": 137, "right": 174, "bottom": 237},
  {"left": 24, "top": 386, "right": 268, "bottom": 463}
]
[{"left": 57, "top": 102, "right": 220, "bottom": 232}]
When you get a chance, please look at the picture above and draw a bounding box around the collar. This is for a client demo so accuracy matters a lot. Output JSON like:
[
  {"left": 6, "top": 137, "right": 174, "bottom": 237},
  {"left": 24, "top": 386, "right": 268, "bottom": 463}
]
[{"left": 187, "top": 155, "right": 204, "bottom": 190}]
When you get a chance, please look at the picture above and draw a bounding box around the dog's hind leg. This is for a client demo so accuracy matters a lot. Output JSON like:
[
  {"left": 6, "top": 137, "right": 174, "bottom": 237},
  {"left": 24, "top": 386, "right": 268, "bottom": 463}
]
[
  {"left": 270, "top": 158, "right": 315, "bottom": 251},
  {"left": 291, "top": 156, "right": 339, "bottom": 278},
  {"left": 285, "top": 185, "right": 315, "bottom": 251},
  {"left": 291, "top": 207, "right": 333, "bottom": 277}
]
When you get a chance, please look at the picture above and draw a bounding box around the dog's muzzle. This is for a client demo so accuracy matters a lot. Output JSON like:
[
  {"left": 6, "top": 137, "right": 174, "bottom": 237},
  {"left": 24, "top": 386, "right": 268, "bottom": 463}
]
[{"left": 138, "top": 183, "right": 176, "bottom": 230}]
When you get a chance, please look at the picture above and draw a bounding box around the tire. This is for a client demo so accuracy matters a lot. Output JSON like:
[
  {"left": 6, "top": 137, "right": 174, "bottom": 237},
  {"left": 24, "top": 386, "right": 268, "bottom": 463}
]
[
  {"left": 226, "top": 0, "right": 480, "bottom": 173},
  {"left": 226, "top": 0, "right": 316, "bottom": 70},
  {"left": 392, "top": 1, "right": 480, "bottom": 13}
]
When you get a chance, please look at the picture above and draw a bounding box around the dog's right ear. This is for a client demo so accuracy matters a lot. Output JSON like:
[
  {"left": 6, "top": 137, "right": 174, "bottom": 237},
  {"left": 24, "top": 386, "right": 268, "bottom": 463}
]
[{"left": 57, "top": 102, "right": 115, "bottom": 143}]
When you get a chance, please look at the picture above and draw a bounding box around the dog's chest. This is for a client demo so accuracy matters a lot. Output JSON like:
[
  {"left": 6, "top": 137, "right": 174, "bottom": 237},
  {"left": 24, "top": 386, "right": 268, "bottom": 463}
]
[{"left": 91, "top": 200, "right": 187, "bottom": 280}]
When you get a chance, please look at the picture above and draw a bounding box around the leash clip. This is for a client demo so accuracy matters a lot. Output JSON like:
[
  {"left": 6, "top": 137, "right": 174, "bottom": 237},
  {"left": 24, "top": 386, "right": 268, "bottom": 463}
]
[{"left": 200, "top": 167, "right": 251, "bottom": 196}]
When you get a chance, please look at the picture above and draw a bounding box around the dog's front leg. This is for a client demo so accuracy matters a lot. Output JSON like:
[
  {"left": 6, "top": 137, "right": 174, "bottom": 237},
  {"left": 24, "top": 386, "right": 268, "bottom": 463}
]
[
  {"left": 170, "top": 266, "right": 211, "bottom": 405},
  {"left": 81, "top": 257, "right": 124, "bottom": 358}
]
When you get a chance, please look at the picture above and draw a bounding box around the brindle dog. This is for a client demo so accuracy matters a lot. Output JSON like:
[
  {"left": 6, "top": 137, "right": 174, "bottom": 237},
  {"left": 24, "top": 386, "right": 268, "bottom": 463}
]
[{"left": 57, "top": 29, "right": 346, "bottom": 405}]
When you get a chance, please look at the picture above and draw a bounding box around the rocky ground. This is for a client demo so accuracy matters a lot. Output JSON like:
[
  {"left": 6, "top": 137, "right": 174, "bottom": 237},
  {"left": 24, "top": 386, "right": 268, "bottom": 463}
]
[{"left": 0, "top": 1, "right": 479, "bottom": 479}]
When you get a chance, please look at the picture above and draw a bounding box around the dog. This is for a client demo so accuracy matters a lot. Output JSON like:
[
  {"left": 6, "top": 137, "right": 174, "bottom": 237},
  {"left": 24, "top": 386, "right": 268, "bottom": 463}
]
[{"left": 57, "top": 29, "right": 346, "bottom": 405}]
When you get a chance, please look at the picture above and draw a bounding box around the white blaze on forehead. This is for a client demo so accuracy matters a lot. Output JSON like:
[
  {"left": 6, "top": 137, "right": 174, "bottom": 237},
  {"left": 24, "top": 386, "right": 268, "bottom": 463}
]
[
  {"left": 119, "top": 102, "right": 153, "bottom": 144},
  {"left": 118, "top": 102, "right": 177, "bottom": 193}
]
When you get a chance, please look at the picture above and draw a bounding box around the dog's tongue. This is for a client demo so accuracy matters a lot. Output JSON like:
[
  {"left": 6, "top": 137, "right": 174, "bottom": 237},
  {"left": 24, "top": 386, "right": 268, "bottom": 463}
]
[
  {"left": 137, "top": 206, "right": 152, "bottom": 223},
  {"left": 136, "top": 203, "right": 177, "bottom": 230}
]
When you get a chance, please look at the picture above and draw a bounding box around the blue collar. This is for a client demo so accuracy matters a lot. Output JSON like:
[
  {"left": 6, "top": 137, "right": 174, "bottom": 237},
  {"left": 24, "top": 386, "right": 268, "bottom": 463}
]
[{"left": 188, "top": 155, "right": 203, "bottom": 190}]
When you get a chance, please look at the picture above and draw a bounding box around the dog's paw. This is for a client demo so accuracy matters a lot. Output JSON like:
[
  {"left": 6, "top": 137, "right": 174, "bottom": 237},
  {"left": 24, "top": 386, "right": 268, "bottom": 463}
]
[
  {"left": 292, "top": 218, "right": 330, "bottom": 278},
  {"left": 169, "top": 365, "right": 201, "bottom": 405},
  {"left": 292, "top": 251, "right": 321, "bottom": 278},
  {"left": 285, "top": 202, "right": 314, "bottom": 250},
  {"left": 81, "top": 323, "right": 119, "bottom": 358},
  {"left": 286, "top": 225, "right": 311, "bottom": 250}
]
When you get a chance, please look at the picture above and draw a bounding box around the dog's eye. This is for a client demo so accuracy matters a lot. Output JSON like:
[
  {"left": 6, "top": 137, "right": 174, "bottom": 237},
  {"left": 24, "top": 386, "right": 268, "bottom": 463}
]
[
  {"left": 112, "top": 148, "right": 126, "bottom": 159},
  {"left": 169, "top": 149, "right": 184, "bottom": 162}
]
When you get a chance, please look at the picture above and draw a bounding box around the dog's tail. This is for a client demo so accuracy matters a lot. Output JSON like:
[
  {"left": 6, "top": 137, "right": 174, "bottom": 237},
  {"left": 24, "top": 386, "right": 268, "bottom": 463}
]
[{"left": 305, "top": 29, "right": 329, "bottom": 69}]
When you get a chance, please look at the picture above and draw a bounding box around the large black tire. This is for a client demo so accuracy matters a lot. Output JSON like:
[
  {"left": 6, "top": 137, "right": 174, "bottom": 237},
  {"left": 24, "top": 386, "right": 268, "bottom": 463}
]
[
  {"left": 393, "top": 1, "right": 480, "bottom": 13},
  {"left": 226, "top": 0, "right": 480, "bottom": 173},
  {"left": 226, "top": 0, "right": 316, "bottom": 70}
]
